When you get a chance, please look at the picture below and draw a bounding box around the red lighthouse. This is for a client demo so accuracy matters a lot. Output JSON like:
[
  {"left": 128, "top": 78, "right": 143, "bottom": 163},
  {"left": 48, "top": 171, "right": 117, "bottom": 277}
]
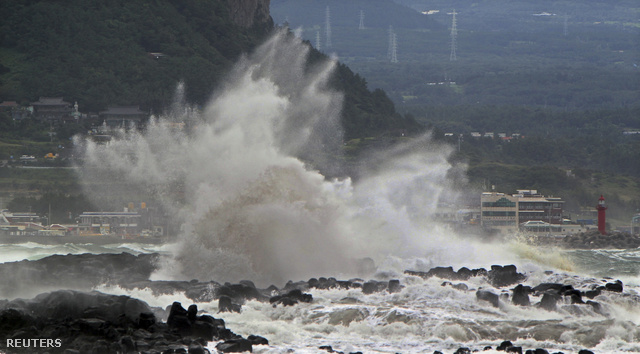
[{"left": 596, "top": 195, "right": 607, "bottom": 235}]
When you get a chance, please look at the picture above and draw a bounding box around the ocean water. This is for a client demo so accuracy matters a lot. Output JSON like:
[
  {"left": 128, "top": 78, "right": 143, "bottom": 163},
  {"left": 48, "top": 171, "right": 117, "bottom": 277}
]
[
  {"left": 2, "top": 241, "right": 640, "bottom": 353},
  {"left": 3, "top": 30, "right": 639, "bottom": 353}
]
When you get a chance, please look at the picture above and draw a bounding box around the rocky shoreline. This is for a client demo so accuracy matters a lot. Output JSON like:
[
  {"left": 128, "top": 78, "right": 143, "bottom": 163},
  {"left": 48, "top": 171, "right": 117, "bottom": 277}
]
[{"left": 0, "top": 252, "right": 630, "bottom": 353}]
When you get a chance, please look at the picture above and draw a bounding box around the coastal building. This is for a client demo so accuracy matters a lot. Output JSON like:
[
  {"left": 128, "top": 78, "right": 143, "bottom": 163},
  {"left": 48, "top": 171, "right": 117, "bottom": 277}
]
[
  {"left": 99, "top": 106, "right": 148, "bottom": 128},
  {"left": 0, "top": 209, "right": 46, "bottom": 236},
  {"left": 481, "top": 190, "right": 570, "bottom": 235},
  {"left": 0, "top": 210, "right": 41, "bottom": 224},
  {"left": 77, "top": 203, "right": 166, "bottom": 238},
  {"left": 78, "top": 211, "right": 142, "bottom": 237},
  {"left": 516, "top": 189, "right": 564, "bottom": 225},
  {"left": 480, "top": 192, "right": 519, "bottom": 234},
  {"left": 31, "top": 97, "right": 73, "bottom": 123}
]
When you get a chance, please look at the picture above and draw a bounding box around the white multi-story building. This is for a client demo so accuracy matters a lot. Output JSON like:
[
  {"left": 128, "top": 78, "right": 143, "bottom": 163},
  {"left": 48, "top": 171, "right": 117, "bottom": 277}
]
[{"left": 481, "top": 190, "right": 583, "bottom": 236}]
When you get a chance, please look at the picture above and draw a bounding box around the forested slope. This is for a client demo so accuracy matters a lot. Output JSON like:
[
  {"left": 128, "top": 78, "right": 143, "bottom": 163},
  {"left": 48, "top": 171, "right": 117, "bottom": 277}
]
[{"left": 0, "top": 0, "right": 419, "bottom": 140}]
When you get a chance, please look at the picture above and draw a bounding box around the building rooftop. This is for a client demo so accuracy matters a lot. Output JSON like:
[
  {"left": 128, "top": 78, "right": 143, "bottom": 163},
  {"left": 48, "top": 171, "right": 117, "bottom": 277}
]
[{"left": 32, "top": 97, "right": 70, "bottom": 106}]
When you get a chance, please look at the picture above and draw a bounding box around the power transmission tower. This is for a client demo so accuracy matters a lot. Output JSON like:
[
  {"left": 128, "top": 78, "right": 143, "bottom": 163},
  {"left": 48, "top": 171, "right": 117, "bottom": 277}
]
[
  {"left": 359, "top": 10, "right": 365, "bottom": 30},
  {"left": 563, "top": 15, "right": 569, "bottom": 36},
  {"left": 316, "top": 30, "right": 321, "bottom": 50},
  {"left": 325, "top": 6, "right": 332, "bottom": 48},
  {"left": 388, "top": 25, "right": 398, "bottom": 63},
  {"left": 449, "top": 9, "right": 458, "bottom": 61}
]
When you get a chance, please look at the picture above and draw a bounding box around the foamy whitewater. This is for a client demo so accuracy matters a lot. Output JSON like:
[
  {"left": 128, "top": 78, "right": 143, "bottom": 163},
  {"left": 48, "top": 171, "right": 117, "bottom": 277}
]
[{"left": 3, "top": 31, "right": 638, "bottom": 353}]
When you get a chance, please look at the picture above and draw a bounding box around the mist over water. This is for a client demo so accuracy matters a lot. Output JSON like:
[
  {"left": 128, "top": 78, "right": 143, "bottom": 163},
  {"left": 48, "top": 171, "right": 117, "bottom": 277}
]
[{"left": 75, "top": 30, "right": 493, "bottom": 285}]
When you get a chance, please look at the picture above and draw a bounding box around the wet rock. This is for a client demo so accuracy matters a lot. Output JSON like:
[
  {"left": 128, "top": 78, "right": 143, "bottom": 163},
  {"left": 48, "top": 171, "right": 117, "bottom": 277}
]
[
  {"left": 578, "top": 350, "right": 594, "bottom": 354},
  {"left": 269, "top": 289, "right": 313, "bottom": 306},
  {"left": 497, "top": 340, "right": 514, "bottom": 351},
  {"left": 476, "top": 289, "right": 500, "bottom": 308},
  {"left": 138, "top": 311, "right": 156, "bottom": 329},
  {"left": 216, "top": 338, "right": 252, "bottom": 353},
  {"left": 585, "top": 287, "right": 601, "bottom": 299},
  {"left": 604, "top": 280, "right": 623, "bottom": 292},
  {"left": 362, "top": 280, "right": 387, "bottom": 294},
  {"left": 218, "top": 296, "right": 242, "bottom": 313},
  {"left": 188, "top": 341, "right": 207, "bottom": 354},
  {"left": 506, "top": 346, "right": 523, "bottom": 354},
  {"left": 538, "top": 293, "right": 560, "bottom": 311},
  {"left": 512, "top": 284, "right": 531, "bottom": 306},
  {"left": 218, "top": 282, "right": 265, "bottom": 301},
  {"left": 525, "top": 349, "right": 549, "bottom": 354},
  {"left": 487, "top": 265, "right": 526, "bottom": 288},
  {"left": 167, "top": 301, "right": 191, "bottom": 335},
  {"left": 454, "top": 347, "right": 471, "bottom": 354},
  {"left": 532, "top": 283, "right": 564, "bottom": 295},
  {"left": 388, "top": 279, "right": 402, "bottom": 293},
  {"left": 247, "top": 334, "right": 269, "bottom": 345},
  {"left": 568, "top": 293, "right": 584, "bottom": 304}
]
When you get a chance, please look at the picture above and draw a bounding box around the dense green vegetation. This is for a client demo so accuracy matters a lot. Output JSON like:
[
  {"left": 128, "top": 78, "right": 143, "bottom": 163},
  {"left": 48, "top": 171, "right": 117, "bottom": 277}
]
[
  {"left": 0, "top": 0, "right": 270, "bottom": 111},
  {"left": 0, "top": 0, "right": 417, "bottom": 142}
]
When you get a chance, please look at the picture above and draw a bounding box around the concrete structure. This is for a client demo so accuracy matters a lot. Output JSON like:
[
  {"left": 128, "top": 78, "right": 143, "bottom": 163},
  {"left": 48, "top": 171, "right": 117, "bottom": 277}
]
[
  {"left": 516, "top": 189, "right": 564, "bottom": 225},
  {"left": 481, "top": 192, "right": 519, "bottom": 234},
  {"left": 481, "top": 190, "right": 569, "bottom": 235},
  {"left": 78, "top": 211, "right": 142, "bottom": 237}
]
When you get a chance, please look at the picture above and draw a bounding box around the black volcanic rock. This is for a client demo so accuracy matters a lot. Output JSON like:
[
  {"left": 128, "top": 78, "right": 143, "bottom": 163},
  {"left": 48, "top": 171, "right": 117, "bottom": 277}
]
[
  {"left": 487, "top": 265, "right": 526, "bottom": 288},
  {"left": 538, "top": 293, "right": 560, "bottom": 311},
  {"left": 362, "top": 280, "right": 388, "bottom": 294},
  {"left": 405, "top": 266, "right": 487, "bottom": 281},
  {"left": 604, "top": 280, "right": 623, "bottom": 292},
  {"left": 247, "top": 334, "right": 269, "bottom": 345},
  {"left": 512, "top": 284, "right": 532, "bottom": 306},
  {"left": 0, "top": 291, "right": 265, "bottom": 353},
  {"left": 0, "top": 253, "right": 159, "bottom": 298},
  {"left": 216, "top": 338, "right": 252, "bottom": 353},
  {"left": 476, "top": 289, "right": 500, "bottom": 308},
  {"left": 269, "top": 289, "right": 313, "bottom": 306},
  {"left": 219, "top": 295, "right": 242, "bottom": 313}
]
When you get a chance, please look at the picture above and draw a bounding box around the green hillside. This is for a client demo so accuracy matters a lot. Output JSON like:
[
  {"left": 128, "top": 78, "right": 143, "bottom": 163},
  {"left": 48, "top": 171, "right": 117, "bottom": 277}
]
[{"left": 0, "top": 0, "right": 419, "bottom": 140}]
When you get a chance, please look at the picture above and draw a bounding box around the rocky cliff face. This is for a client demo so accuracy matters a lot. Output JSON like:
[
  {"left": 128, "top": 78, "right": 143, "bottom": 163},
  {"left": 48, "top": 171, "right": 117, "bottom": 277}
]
[{"left": 226, "top": 0, "right": 272, "bottom": 29}]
